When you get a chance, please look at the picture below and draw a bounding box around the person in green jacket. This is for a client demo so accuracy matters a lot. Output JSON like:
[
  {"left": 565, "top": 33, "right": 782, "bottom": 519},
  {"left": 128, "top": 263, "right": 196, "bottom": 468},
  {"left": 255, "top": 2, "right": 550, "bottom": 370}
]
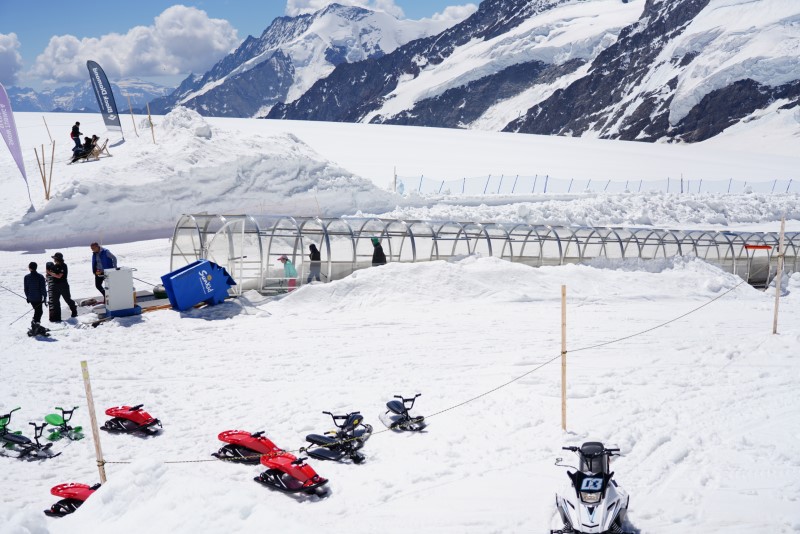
[{"left": 278, "top": 255, "right": 297, "bottom": 291}]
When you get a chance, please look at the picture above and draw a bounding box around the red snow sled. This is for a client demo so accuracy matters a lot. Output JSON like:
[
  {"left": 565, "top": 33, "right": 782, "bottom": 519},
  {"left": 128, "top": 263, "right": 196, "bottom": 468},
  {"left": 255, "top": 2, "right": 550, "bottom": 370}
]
[
  {"left": 213, "top": 430, "right": 328, "bottom": 495},
  {"left": 101, "top": 404, "right": 162, "bottom": 435},
  {"left": 43, "top": 482, "right": 100, "bottom": 517}
]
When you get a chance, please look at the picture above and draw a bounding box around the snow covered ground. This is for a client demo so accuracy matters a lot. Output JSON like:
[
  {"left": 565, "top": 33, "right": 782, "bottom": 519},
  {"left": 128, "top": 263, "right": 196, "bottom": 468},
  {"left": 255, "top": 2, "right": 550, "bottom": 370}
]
[{"left": 0, "top": 109, "right": 799, "bottom": 532}]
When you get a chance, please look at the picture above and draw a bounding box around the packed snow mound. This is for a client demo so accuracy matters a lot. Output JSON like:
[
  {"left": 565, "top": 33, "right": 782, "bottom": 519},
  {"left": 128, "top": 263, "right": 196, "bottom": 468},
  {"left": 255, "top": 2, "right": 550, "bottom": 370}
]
[
  {"left": 0, "top": 107, "right": 397, "bottom": 250},
  {"left": 159, "top": 106, "right": 212, "bottom": 139},
  {"left": 374, "top": 191, "right": 800, "bottom": 229},
  {"left": 273, "top": 256, "right": 751, "bottom": 317}
]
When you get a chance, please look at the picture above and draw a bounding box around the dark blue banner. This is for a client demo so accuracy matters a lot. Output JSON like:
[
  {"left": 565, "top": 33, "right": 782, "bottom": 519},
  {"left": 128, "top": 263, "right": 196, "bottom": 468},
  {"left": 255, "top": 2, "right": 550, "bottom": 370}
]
[{"left": 87, "top": 60, "right": 123, "bottom": 135}]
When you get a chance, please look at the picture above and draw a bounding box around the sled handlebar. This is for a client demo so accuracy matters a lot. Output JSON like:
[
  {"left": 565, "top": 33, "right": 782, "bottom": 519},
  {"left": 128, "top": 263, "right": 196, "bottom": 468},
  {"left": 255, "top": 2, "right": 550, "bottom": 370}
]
[
  {"left": 130, "top": 404, "right": 144, "bottom": 411},
  {"left": 250, "top": 431, "right": 265, "bottom": 438},
  {"left": 1, "top": 407, "right": 21, "bottom": 419},
  {"left": 291, "top": 457, "right": 307, "bottom": 465}
]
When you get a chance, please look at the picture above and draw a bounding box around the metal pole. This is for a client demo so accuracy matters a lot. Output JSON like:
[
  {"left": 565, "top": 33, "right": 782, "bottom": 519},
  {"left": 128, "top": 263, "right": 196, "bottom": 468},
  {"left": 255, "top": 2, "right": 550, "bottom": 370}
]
[
  {"left": 418, "top": 175, "right": 423, "bottom": 192},
  {"left": 771, "top": 179, "right": 777, "bottom": 193},
  {"left": 462, "top": 177, "right": 465, "bottom": 194},
  {"left": 544, "top": 175, "right": 549, "bottom": 193},
  {"left": 393, "top": 166, "right": 396, "bottom": 193},
  {"left": 512, "top": 174, "right": 518, "bottom": 194},
  {"left": 497, "top": 174, "right": 503, "bottom": 194},
  {"left": 568, "top": 178, "right": 573, "bottom": 193},
  {"left": 638, "top": 179, "right": 642, "bottom": 192},
  {"left": 81, "top": 361, "right": 107, "bottom": 483},
  {"left": 532, "top": 175, "right": 538, "bottom": 194},
  {"left": 773, "top": 216, "right": 786, "bottom": 334},
  {"left": 561, "top": 285, "right": 567, "bottom": 431},
  {"left": 483, "top": 175, "right": 491, "bottom": 195},
  {"left": 787, "top": 179, "right": 793, "bottom": 193},
  {"left": 728, "top": 178, "right": 732, "bottom": 193}
]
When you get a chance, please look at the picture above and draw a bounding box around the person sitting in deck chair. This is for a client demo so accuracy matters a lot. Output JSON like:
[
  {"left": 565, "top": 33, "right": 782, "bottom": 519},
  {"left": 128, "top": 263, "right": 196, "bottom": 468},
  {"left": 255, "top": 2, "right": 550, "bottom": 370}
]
[{"left": 70, "top": 136, "right": 97, "bottom": 163}]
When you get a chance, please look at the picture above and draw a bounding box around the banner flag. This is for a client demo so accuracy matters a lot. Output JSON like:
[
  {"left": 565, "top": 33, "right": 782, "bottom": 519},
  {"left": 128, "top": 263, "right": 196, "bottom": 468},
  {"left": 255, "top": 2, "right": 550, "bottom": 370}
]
[
  {"left": 87, "top": 60, "right": 123, "bottom": 136},
  {"left": 0, "top": 82, "right": 31, "bottom": 198}
]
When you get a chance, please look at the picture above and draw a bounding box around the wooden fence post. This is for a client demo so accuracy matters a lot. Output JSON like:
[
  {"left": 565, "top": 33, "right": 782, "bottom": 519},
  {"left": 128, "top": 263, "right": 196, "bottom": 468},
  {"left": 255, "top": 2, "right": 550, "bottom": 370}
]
[
  {"left": 561, "top": 285, "right": 567, "bottom": 431},
  {"left": 146, "top": 103, "right": 156, "bottom": 144},
  {"left": 81, "top": 361, "right": 107, "bottom": 483},
  {"left": 126, "top": 94, "right": 139, "bottom": 137}
]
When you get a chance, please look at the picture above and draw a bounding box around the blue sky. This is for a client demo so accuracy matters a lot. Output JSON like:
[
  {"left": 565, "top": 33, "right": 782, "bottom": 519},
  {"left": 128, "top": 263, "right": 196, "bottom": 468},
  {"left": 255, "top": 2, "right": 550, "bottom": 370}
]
[{"left": 0, "top": 0, "right": 476, "bottom": 90}]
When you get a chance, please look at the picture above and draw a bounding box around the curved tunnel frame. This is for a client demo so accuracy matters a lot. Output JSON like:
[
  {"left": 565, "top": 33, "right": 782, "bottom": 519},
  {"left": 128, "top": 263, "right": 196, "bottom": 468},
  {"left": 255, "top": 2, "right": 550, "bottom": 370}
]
[{"left": 170, "top": 215, "right": 799, "bottom": 295}]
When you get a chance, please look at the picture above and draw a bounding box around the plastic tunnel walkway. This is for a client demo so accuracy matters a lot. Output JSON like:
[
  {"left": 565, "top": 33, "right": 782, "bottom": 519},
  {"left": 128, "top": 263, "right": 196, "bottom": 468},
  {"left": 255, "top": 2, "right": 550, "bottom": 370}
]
[{"left": 170, "top": 214, "right": 799, "bottom": 295}]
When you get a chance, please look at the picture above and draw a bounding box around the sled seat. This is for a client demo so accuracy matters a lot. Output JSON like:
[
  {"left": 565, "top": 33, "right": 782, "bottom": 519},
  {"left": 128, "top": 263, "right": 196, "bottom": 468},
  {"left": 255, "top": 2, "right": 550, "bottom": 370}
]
[
  {"left": 386, "top": 400, "right": 405, "bottom": 414},
  {"left": 1, "top": 432, "right": 31, "bottom": 445},
  {"left": 305, "top": 434, "right": 338, "bottom": 447},
  {"left": 45, "top": 414, "right": 65, "bottom": 426}
]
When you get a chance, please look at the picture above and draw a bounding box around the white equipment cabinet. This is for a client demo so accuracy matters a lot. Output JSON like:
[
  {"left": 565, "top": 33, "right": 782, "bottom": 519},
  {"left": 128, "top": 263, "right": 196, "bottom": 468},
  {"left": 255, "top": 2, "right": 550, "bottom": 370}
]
[{"left": 103, "top": 268, "right": 141, "bottom": 317}]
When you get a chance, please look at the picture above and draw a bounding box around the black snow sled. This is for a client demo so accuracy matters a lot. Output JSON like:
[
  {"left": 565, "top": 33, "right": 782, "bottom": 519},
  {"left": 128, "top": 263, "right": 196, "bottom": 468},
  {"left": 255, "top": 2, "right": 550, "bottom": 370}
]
[
  {"left": 304, "top": 411, "right": 372, "bottom": 464},
  {"left": 379, "top": 393, "right": 426, "bottom": 431}
]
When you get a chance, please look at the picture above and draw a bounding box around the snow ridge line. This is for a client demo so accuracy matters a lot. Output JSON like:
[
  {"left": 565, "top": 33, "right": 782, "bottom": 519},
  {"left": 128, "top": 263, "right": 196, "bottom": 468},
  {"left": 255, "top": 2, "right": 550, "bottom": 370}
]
[{"left": 101, "top": 275, "right": 751, "bottom": 466}]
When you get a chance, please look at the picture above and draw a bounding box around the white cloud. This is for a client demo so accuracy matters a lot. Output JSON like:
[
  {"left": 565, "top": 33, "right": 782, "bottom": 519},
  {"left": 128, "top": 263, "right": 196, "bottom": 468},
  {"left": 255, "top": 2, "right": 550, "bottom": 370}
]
[
  {"left": 29, "top": 6, "right": 239, "bottom": 84},
  {"left": 0, "top": 33, "right": 24, "bottom": 87},
  {"left": 430, "top": 4, "right": 478, "bottom": 24},
  {"left": 285, "top": 0, "right": 405, "bottom": 18}
]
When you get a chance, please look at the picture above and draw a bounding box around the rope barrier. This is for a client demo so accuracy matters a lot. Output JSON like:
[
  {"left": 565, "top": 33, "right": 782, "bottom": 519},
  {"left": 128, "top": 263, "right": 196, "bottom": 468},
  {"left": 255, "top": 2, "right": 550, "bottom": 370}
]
[{"left": 100, "top": 273, "right": 752, "bottom": 467}]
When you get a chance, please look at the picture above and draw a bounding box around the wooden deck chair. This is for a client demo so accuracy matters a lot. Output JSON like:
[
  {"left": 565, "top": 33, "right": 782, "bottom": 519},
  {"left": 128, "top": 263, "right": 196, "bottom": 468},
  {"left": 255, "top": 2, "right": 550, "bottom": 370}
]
[{"left": 90, "top": 138, "right": 111, "bottom": 159}]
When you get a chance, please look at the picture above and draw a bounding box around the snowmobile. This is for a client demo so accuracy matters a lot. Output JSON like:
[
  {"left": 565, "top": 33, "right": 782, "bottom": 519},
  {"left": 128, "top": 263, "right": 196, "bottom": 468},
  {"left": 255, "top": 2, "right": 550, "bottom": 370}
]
[
  {"left": 0, "top": 408, "right": 60, "bottom": 460},
  {"left": 212, "top": 430, "right": 328, "bottom": 495},
  {"left": 101, "top": 404, "right": 162, "bottom": 435},
  {"left": 43, "top": 482, "right": 100, "bottom": 517},
  {"left": 379, "top": 393, "right": 426, "bottom": 431},
  {"left": 552, "top": 442, "right": 632, "bottom": 534},
  {"left": 44, "top": 406, "right": 84, "bottom": 441},
  {"left": 304, "top": 411, "right": 372, "bottom": 464}
]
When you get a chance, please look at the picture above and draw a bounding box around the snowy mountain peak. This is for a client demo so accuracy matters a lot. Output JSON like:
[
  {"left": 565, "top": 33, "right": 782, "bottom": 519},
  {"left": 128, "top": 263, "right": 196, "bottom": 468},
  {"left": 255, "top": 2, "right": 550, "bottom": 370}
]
[{"left": 148, "top": 3, "right": 458, "bottom": 118}]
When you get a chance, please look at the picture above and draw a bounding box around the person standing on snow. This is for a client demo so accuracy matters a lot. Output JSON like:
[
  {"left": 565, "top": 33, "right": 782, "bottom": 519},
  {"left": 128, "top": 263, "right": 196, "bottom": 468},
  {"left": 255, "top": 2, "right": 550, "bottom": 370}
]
[
  {"left": 278, "top": 255, "right": 297, "bottom": 292},
  {"left": 46, "top": 252, "right": 78, "bottom": 319},
  {"left": 90, "top": 242, "right": 117, "bottom": 299},
  {"left": 23, "top": 262, "right": 47, "bottom": 326},
  {"left": 371, "top": 237, "right": 387, "bottom": 266},
  {"left": 70, "top": 122, "right": 82, "bottom": 150},
  {"left": 307, "top": 244, "right": 322, "bottom": 283}
]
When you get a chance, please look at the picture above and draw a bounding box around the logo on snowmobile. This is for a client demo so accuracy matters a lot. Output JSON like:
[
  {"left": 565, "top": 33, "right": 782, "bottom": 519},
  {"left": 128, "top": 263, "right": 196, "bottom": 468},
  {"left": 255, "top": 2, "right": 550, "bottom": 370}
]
[{"left": 198, "top": 270, "right": 213, "bottom": 294}]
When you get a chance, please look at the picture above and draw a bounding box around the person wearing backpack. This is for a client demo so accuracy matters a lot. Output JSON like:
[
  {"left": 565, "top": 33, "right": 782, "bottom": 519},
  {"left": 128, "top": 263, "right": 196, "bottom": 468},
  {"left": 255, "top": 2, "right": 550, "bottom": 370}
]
[{"left": 70, "top": 122, "right": 82, "bottom": 150}]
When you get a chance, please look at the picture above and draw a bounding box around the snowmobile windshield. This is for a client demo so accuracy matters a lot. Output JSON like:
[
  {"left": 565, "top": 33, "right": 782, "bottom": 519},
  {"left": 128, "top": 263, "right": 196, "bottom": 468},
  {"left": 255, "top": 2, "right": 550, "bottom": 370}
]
[{"left": 579, "top": 454, "right": 608, "bottom": 474}]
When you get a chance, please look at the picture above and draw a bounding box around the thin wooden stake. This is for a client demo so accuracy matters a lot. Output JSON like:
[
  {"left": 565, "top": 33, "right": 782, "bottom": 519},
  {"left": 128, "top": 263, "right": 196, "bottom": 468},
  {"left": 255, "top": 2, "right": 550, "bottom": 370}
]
[
  {"left": 126, "top": 94, "right": 139, "bottom": 137},
  {"left": 42, "top": 116, "right": 53, "bottom": 144},
  {"left": 773, "top": 216, "right": 786, "bottom": 334},
  {"left": 34, "top": 147, "right": 48, "bottom": 200},
  {"left": 146, "top": 102, "right": 155, "bottom": 144},
  {"left": 48, "top": 141, "right": 55, "bottom": 199},
  {"left": 561, "top": 285, "right": 567, "bottom": 431},
  {"left": 81, "top": 361, "right": 107, "bottom": 483}
]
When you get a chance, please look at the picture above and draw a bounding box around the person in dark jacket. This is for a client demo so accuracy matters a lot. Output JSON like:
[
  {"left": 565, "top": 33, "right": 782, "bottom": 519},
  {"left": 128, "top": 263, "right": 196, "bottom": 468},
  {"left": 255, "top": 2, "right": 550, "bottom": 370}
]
[
  {"left": 90, "top": 242, "right": 117, "bottom": 298},
  {"left": 23, "top": 262, "right": 47, "bottom": 325},
  {"left": 46, "top": 252, "right": 78, "bottom": 319},
  {"left": 307, "top": 244, "right": 321, "bottom": 283},
  {"left": 371, "top": 237, "right": 387, "bottom": 266},
  {"left": 71, "top": 136, "right": 94, "bottom": 162},
  {"left": 70, "top": 122, "right": 82, "bottom": 149}
]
